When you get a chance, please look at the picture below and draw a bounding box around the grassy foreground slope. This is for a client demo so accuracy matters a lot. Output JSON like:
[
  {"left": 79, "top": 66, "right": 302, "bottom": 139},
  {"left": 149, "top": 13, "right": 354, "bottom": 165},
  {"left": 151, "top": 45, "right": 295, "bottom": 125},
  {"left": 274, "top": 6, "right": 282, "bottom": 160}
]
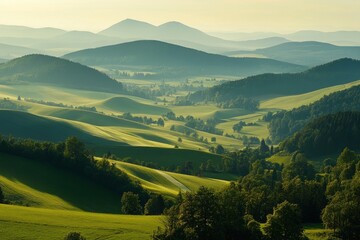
[
  {"left": 0, "top": 153, "right": 120, "bottom": 213},
  {"left": 0, "top": 204, "right": 328, "bottom": 240},
  {"left": 0, "top": 204, "right": 160, "bottom": 240}
]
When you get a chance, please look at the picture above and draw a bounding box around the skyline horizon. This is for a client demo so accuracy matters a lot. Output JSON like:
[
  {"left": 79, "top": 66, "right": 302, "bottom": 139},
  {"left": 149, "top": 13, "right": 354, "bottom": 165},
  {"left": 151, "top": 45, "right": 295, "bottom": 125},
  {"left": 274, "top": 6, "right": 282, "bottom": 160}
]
[
  {"left": 0, "top": 0, "right": 359, "bottom": 34},
  {"left": 1, "top": 18, "right": 359, "bottom": 35}
]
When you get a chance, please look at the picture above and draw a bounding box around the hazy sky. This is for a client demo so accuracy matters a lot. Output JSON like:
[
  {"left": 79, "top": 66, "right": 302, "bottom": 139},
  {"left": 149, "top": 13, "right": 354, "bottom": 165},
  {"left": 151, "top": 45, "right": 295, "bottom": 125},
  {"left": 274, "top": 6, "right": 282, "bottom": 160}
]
[{"left": 0, "top": 0, "right": 359, "bottom": 33}]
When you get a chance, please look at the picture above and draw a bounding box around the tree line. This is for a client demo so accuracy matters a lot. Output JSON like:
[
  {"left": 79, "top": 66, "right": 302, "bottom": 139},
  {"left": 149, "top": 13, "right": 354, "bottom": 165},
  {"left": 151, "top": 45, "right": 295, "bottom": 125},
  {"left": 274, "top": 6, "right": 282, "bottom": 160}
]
[
  {"left": 267, "top": 85, "right": 360, "bottom": 143},
  {"left": 0, "top": 136, "right": 149, "bottom": 205},
  {"left": 153, "top": 145, "right": 360, "bottom": 240}
]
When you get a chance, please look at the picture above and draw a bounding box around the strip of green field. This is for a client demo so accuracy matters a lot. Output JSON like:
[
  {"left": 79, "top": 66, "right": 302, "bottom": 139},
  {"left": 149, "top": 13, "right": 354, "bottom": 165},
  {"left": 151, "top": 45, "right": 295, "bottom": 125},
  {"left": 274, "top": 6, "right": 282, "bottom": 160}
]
[
  {"left": 0, "top": 204, "right": 161, "bottom": 240},
  {"left": 260, "top": 79, "right": 360, "bottom": 110},
  {"left": 111, "top": 159, "right": 230, "bottom": 197}
]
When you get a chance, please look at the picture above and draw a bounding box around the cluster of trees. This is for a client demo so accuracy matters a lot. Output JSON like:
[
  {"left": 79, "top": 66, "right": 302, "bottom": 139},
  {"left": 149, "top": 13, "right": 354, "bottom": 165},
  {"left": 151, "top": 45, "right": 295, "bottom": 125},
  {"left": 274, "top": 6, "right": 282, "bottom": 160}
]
[
  {"left": 24, "top": 98, "right": 97, "bottom": 112},
  {"left": 321, "top": 147, "right": 360, "bottom": 239},
  {"left": 217, "top": 96, "right": 259, "bottom": 110},
  {"left": 152, "top": 186, "right": 306, "bottom": 240},
  {"left": 121, "top": 192, "right": 166, "bottom": 215},
  {"left": 232, "top": 121, "right": 247, "bottom": 132},
  {"left": 0, "top": 136, "right": 148, "bottom": 204},
  {"left": 184, "top": 116, "right": 223, "bottom": 135},
  {"left": 0, "top": 98, "right": 27, "bottom": 111},
  {"left": 268, "top": 85, "right": 360, "bottom": 142},
  {"left": 232, "top": 121, "right": 257, "bottom": 133},
  {"left": 120, "top": 112, "right": 164, "bottom": 126},
  {"left": 166, "top": 111, "right": 223, "bottom": 136},
  {"left": 173, "top": 98, "right": 194, "bottom": 106},
  {"left": 154, "top": 145, "right": 360, "bottom": 239},
  {"left": 280, "top": 111, "right": 360, "bottom": 157}
]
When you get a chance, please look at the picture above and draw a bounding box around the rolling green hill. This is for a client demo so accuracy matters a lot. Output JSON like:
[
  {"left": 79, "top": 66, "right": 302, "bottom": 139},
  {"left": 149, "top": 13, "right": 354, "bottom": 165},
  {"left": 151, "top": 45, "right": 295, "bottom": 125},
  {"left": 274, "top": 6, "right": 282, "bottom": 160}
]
[
  {"left": 281, "top": 111, "right": 360, "bottom": 157},
  {"left": 268, "top": 84, "right": 360, "bottom": 142},
  {"left": 99, "top": 96, "right": 170, "bottom": 115},
  {"left": 0, "top": 110, "right": 119, "bottom": 145},
  {"left": 226, "top": 41, "right": 360, "bottom": 66},
  {"left": 189, "top": 58, "right": 360, "bottom": 102},
  {"left": 0, "top": 153, "right": 120, "bottom": 213},
  {"left": 111, "top": 159, "right": 229, "bottom": 197},
  {"left": 64, "top": 40, "right": 305, "bottom": 77},
  {"left": 94, "top": 146, "right": 223, "bottom": 171},
  {"left": 0, "top": 54, "right": 123, "bottom": 93}
]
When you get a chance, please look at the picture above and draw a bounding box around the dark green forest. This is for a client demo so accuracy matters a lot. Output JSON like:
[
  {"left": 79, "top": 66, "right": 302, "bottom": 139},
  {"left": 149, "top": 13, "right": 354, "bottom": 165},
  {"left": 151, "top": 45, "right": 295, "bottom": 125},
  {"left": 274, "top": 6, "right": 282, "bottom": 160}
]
[
  {"left": 153, "top": 146, "right": 360, "bottom": 240},
  {"left": 268, "top": 85, "right": 360, "bottom": 142},
  {"left": 0, "top": 136, "right": 148, "bottom": 204},
  {"left": 280, "top": 111, "right": 360, "bottom": 157},
  {"left": 188, "top": 58, "right": 360, "bottom": 102}
]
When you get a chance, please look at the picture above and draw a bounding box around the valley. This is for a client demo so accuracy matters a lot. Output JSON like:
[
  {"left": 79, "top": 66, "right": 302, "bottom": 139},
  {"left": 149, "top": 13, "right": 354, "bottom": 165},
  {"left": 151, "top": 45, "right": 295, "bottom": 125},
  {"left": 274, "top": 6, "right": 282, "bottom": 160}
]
[{"left": 0, "top": 7, "right": 359, "bottom": 239}]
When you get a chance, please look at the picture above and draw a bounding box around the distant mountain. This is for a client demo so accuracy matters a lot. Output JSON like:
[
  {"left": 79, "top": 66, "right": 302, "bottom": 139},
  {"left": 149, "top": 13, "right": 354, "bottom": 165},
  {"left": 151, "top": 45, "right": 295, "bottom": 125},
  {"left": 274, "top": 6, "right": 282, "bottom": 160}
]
[
  {"left": 29, "top": 31, "right": 121, "bottom": 54},
  {"left": 99, "top": 19, "right": 157, "bottom": 39},
  {"left": 100, "top": 19, "right": 229, "bottom": 47},
  {"left": 188, "top": 58, "right": 360, "bottom": 101},
  {"left": 0, "top": 54, "right": 123, "bottom": 93},
  {"left": 286, "top": 30, "right": 360, "bottom": 45},
  {"left": 0, "top": 43, "right": 42, "bottom": 59},
  {"left": 64, "top": 40, "right": 304, "bottom": 78},
  {"left": 99, "top": 19, "right": 289, "bottom": 52},
  {"left": 0, "top": 20, "right": 290, "bottom": 57},
  {"left": 0, "top": 24, "right": 65, "bottom": 38},
  {"left": 226, "top": 41, "right": 360, "bottom": 66},
  {"left": 211, "top": 30, "right": 360, "bottom": 46}
]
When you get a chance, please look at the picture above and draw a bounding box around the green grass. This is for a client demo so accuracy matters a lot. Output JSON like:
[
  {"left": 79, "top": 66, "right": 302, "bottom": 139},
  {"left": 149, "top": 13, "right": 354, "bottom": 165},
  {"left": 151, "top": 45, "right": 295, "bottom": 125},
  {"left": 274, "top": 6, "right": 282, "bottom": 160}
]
[
  {"left": 97, "top": 146, "right": 223, "bottom": 171},
  {"left": 113, "top": 160, "right": 188, "bottom": 196},
  {"left": 0, "top": 110, "right": 118, "bottom": 146},
  {"left": 304, "top": 223, "right": 333, "bottom": 240},
  {"left": 110, "top": 159, "right": 230, "bottom": 197},
  {"left": 0, "top": 204, "right": 161, "bottom": 240},
  {"left": 260, "top": 79, "right": 360, "bottom": 110},
  {"left": 0, "top": 153, "right": 120, "bottom": 213},
  {"left": 266, "top": 153, "right": 292, "bottom": 165},
  {"left": 97, "top": 96, "right": 170, "bottom": 115}
]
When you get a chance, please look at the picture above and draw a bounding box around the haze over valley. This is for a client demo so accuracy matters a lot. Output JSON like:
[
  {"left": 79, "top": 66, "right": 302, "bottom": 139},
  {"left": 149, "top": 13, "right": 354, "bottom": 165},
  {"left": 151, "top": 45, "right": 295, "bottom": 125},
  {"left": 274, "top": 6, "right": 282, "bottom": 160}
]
[{"left": 0, "top": 1, "right": 359, "bottom": 240}]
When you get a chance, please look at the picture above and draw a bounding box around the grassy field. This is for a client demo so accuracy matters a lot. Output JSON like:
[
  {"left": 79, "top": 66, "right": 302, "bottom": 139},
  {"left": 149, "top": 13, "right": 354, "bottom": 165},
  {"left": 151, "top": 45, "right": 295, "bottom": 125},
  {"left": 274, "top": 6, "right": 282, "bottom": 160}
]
[
  {"left": 266, "top": 153, "right": 292, "bottom": 165},
  {"left": 0, "top": 153, "right": 120, "bottom": 213},
  {"left": 0, "top": 151, "right": 228, "bottom": 212},
  {"left": 304, "top": 223, "right": 333, "bottom": 240},
  {"left": 0, "top": 204, "right": 330, "bottom": 240},
  {"left": 111, "top": 159, "right": 230, "bottom": 197},
  {"left": 97, "top": 96, "right": 170, "bottom": 115},
  {"left": 0, "top": 204, "right": 161, "bottom": 240},
  {"left": 99, "top": 146, "right": 223, "bottom": 170},
  {"left": 260, "top": 79, "right": 360, "bottom": 110}
]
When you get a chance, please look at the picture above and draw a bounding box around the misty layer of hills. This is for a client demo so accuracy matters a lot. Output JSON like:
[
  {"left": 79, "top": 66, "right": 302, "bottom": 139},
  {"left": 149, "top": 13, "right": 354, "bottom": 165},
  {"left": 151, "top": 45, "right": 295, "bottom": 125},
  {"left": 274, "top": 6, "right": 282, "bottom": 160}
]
[
  {"left": 63, "top": 40, "right": 304, "bottom": 77},
  {"left": 1, "top": 19, "right": 360, "bottom": 59},
  {"left": 225, "top": 41, "right": 360, "bottom": 66}
]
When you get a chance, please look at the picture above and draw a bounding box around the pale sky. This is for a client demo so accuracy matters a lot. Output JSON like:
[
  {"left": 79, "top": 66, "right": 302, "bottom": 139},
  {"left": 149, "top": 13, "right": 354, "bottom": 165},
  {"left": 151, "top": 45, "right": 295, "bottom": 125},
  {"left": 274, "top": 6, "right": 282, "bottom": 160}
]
[{"left": 0, "top": 0, "right": 359, "bottom": 33}]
